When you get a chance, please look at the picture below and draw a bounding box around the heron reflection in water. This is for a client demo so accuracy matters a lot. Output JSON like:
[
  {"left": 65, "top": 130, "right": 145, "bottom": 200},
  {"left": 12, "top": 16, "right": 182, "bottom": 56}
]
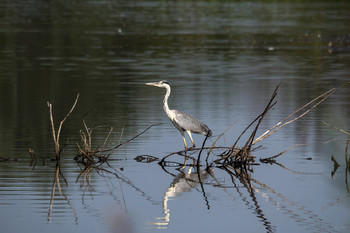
[
  {"left": 148, "top": 168, "right": 210, "bottom": 229},
  {"left": 145, "top": 80, "right": 212, "bottom": 149}
]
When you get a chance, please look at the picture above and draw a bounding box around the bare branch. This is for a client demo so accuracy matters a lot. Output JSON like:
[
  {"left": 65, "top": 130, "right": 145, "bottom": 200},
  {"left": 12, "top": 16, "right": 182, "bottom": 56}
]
[
  {"left": 253, "top": 87, "right": 337, "bottom": 145},
  {"left": 102, "top": 123, "right": 163, "bottom": 158},
  {"left": 56, "top": 93, "right": 80, "bottom": 147},
  {"left": 322, "top": 120, "right": 350, "bottom": 136},
  {"left": 47, "top": 102, "right": 58, "bottom": 155},
  {"left": 47, "top": 93, "right": 80, "bottom": 160},
  {"left": 206, "top": 121, "right": 237, "bottom": 164},
  {"left": 260, "top": 144, "right": 307, "bottom": 162}
]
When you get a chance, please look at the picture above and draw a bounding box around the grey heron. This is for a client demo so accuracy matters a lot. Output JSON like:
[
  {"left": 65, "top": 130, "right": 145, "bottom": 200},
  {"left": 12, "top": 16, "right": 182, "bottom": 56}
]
[{"left": 145, "top": 80, "right": 212, "bottom": 149}]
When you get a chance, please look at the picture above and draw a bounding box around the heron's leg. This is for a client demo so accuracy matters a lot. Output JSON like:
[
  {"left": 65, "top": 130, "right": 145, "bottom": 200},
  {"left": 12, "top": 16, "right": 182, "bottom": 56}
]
[
  {"left": 186, "top": 131, "right": 196, "bottom": 148},
  {"left": 181, "top": 131, "right": 188, "bottom": 150}
]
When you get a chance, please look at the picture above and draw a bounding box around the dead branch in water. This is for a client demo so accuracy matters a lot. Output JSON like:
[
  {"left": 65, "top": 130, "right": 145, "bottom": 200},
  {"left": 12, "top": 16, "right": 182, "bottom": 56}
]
[
  {"left": 75, "top": 123, "right": 162, "bottom": 184},
  {"left": 46, "top": 94, "right": 80, "bottom": 222},
  {"left": 322, "top": 120, "right": 350, "bottom": 136},
  {"left": 214, "top": 83, "right": 346, "bottom": 167},
  {"left": 152, "top": 82, "right": 349, "bottom": 170},
  {"left": 209, "top": 85, "right": 280, "bottom": 167},
  {"left": 47, "top": 93, "right": 80, "bottom": 160},
  {"left": 253, "top": 83, "right": 349, "bottom": 145},
  {"left": 75, "top": 123, "right": 162, "bottom": 164}
]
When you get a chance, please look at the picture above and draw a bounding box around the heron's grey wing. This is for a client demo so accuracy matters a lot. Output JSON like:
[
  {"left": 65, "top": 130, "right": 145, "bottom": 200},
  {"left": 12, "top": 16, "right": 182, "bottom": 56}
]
[{"left": 172, "top": 110, "right": 211, "bottom": 135}]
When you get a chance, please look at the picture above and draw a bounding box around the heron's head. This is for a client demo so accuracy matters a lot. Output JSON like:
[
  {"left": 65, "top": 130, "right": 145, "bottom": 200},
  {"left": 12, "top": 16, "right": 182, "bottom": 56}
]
[{"left": 145, "top": 80, "right": 170, "bottom": 88}]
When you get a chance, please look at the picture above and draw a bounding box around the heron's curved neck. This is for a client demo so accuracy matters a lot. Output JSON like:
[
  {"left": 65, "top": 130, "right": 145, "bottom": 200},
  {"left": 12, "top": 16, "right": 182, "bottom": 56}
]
[{"left": 163, "top": 85, "right": 172, "bottom": 117}]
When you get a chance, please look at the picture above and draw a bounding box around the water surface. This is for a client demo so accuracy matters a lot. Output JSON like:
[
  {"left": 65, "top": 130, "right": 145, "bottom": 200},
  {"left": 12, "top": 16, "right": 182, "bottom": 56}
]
[{"left": 1, "top": 1, "right": 350, "bottom": 233}]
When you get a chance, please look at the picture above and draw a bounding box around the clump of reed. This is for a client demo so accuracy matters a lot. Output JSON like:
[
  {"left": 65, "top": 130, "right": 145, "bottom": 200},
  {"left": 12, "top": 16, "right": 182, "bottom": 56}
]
[
  {"left": 74, "top": 121, "right": 115, "bottom": 165},
  {"left": 74, "top": 122, "right": 160, "bottom": 164},
  {"left": 74, "top": 121, "right": 161, "bottom": 186}
]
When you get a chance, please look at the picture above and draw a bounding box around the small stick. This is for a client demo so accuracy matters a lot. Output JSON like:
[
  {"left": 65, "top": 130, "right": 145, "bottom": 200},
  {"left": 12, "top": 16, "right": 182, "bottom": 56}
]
[
  {"left": 29, "top": 148, "right": 36, "bottom": 161},
  {"left": 103, "top": 125, "right": 116, "bottom": 148},
  {"left": 260, "top": 144, "right": 307, "bottom": 162},
  {"left": 118, "top": 123, "right": 125, "bottom": 146},
  {"left": 261, "top": 137, "right": 340, "bottom": 161},
  {"left": 47, "top": 93, "right": 80, "bottom": 159},
  {"left": 206, "top": 121, "right": 237, "bottom": 161},
  {"left": 196, "top": 132, "right": 210, "bottom": 168},
  {"left": 322, "top": 121, "right": 350, "bottom": 136},
  {"left": 253, "top": 87, "right": 336, "bottom": 145},
  {"left": 243, "top": 85, "right": 279, "bottom": 151},
  {"left": 346, "top": 139, "right": 350, "bottom": 165},
  {"left": 83, "top": 120, "right": 92, "bottom": 149},
  {"left": 104, "top": 123, "right": 163, "bottom": 159},
  {"left": 221, "top": 85, "right": 279, "bottom": 163}
]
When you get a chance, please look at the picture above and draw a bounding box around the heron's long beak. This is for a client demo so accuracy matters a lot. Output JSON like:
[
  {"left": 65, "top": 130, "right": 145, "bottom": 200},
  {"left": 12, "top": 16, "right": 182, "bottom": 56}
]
[{"left": 145, "top": 82, "right": 158, "bottom": 86}]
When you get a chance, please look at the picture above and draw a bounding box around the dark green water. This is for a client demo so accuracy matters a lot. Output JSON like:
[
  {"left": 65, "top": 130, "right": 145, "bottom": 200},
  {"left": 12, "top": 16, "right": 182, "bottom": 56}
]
[{"left": 1, "top": 1, "right": 350, "bottom": 233}]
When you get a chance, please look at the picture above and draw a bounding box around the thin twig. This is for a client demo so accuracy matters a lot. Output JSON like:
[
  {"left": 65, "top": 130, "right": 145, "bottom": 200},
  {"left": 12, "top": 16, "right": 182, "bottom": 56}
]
[
  {"left": 260, "top": 144, "right": 307, "bottom": 162},
  {"left": 56, "top": 94, "right": 80, "bottom": 146},
  {"left": 47, "top": 93, "right": 80, "bottom": 159},
  {"left": 346, "top": 139, "right": 350, "bottom": 165},
  {"left": 221, "top": 85, "right": 279, "bottom": 163},
  {"left": 322, "top": 121, "right": 350, "bottom": 136},
  {"left": 197, "top": 132, "right": 210, "bottom": 168},
  {"left": 244, "top": 85, "right": 279, "bottom": 151},
  {"left": 118, "top": 124, "right": 125, "bottom": 145},
  {"left": 103, "top": 125, "right": 116, "bottom": 148},
  {"left": 47, "top": 102, "right": 58, "bottom": 156},
  {"left": 261, "top": 137, "right": 340, "bottom": 161},
  {"left": 104, "top": 123, "right": 163, "bottom": 158},
  {"left": 206, "top": 122, "right": 237, "bottom": 163},
  {"left": 253, "top": 87, "right": 336, "bottom": 145}
]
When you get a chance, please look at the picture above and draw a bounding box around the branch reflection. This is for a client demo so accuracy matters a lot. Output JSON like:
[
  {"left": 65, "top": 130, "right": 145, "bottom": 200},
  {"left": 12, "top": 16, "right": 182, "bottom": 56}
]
[
  {"left": 150, "top": 158, "right": 336, "bottom": 233},
  {"left": 220, "top": 165, "right": 275, "bottom": 232},
  {"left": 48, "top": 160, "right": 78, "bottom": 224}
]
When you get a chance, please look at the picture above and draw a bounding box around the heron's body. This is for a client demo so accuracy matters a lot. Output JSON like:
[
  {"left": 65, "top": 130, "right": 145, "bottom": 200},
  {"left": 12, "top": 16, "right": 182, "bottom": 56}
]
[{"left": 146, "top": 80, "right": 212, "bottom": 149}]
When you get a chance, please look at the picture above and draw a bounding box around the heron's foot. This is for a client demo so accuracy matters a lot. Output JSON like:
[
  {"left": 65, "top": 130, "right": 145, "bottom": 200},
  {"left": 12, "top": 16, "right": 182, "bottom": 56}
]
[{"left": 191, "top": 144, "right": 196, "bottom": 149}]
